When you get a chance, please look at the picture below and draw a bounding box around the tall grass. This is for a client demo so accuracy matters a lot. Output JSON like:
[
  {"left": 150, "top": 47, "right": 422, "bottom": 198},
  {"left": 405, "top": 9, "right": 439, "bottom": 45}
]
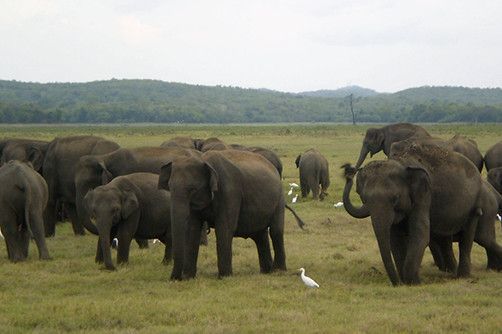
[{"left": 0, "top": 123, "right": 500, "bottom": 333}]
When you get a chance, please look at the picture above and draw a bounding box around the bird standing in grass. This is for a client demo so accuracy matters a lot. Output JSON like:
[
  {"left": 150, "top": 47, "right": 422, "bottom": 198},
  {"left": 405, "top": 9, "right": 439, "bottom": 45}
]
[{"left": 298, "top": 268, "right": 319, "bottom": 288}]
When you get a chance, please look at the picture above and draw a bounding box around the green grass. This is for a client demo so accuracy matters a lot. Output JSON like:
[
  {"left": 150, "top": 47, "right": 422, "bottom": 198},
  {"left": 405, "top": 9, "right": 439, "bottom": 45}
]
[{"left": 0, "top": 123, "right": 501, "bottom": 333}]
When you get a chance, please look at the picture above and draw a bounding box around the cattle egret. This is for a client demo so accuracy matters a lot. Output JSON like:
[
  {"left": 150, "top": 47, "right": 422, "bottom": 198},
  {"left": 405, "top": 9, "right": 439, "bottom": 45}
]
[
  {"left": 152, "top": 239, "right": 161, "bottom": 244},
  {"left": 287, "top": 188, "right": 293, "bottom": 196},
  {"left": 298, "top": 268, "right": 319, "bottom": 288},
  {"left": 497, "top": 214, "right": 502, "bottom": 222},
  {"left": 292, "top": 194, "right": 298, "bottom": 203},
  {"left": 0, "top": 229, "right": 3, "bottom": 239},
  {"left": 289, "top": 183, "right": 299, "bottom": 188},
  {"left": 112, "top": 238, "right": 118, "bottom": 248},
  {"left": 334, "top": 201, "right": 343, "bottom": 208}
]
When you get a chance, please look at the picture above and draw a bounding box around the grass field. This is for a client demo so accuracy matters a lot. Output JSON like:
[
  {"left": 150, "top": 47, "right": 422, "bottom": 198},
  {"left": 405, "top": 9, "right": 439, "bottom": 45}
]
[{"left": 0, "top": 123, "right": 501, "bottom": 333}]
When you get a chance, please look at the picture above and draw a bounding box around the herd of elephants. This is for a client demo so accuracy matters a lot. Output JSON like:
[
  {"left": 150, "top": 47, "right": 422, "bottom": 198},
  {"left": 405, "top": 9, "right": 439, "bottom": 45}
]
[{"left": 0, "top": 122, "right": 501, "bottom": 286}]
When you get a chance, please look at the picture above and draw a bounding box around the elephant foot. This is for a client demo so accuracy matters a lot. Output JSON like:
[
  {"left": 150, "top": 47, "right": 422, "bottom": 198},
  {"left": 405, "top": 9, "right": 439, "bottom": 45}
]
[
  {"left": 102, "top": 265, "right": 117, "bottom": 271},
  {"left": 40, "top": 255, "right": 53, "bottom": 261},
  {"left": 161, "top": 258, "right": 171, "bottom": 265}
]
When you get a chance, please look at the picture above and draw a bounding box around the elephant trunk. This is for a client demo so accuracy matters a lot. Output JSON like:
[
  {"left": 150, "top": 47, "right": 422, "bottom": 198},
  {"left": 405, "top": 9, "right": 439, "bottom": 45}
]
[
  {"left": 76, "top": 189, "right": 98, "bottom": 235},
  {"left": 170, "top": 199, "right": 190, "bottom": 280},
  {"left": 97, "top": 218, "right": 115, "bottom": 270},
  {"left": 342, "top": 175, "right": 370, "bottom": 219},
  {"left": 372, "top": 216, "right": 400, "bottom": 286},
  {"left": 354, "top": 145, "right": 370, "bottom": 170}
]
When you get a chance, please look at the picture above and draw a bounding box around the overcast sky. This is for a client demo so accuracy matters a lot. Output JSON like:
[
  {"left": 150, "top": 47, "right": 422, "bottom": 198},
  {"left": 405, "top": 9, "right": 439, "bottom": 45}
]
[{"left": 1, "top": 0, "right": 502, "bottom": 92}]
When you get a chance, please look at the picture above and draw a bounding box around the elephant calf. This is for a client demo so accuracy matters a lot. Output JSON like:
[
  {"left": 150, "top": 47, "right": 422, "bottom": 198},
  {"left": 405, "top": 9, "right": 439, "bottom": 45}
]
[
  {"left": 0, "top": 161, "right": 51, "bottom": 262},
  {"left": 84, "top": 173, "right": 172, "bottom": 270},
  {"left": 295, "top": 149, "right": 330, "bottom": 200}
]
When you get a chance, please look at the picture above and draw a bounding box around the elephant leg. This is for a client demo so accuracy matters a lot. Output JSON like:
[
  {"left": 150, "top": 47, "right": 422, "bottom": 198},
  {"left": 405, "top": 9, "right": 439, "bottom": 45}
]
[
  {"left": 402, "top": 214, "right": 429, "bottom": 285},
  {"left": 215, "top": 225, "right": 234, "bottom": 278},
  {"left": 135, "top": 238, "right": 149, "bottom": 249},
  {"left": 308, "top": 175, "right": 320, "bottom": 200},
  {"left": 116, "top": 231, "right": 133, "bottom": 265},
  {"left": 432, "top": 235, "right": 457, "bottom": 273},
  {"left": 20, "top": 229, "right": 30, "bottom": 259},
  {"left": 66, "top": 203, "right": 85, "bottom": 236},
  {"left": 457, "top": 215, "right": 479, "bottom": 278},
  {"left": 270, "top": 207, "right": 286, "bottom": 271},
  {"left": 183, "top": 218, "right": 202, "bottom": 279},
  {"left": 390, "top": 223, "right": 407, "bottom": 281},
  {"left": 251, "top": 230, "right": 273, "bottom": 273},
  {"left": 29, "top": 211, "right": 51, "bottom": 260},
  {"left": 475, "top": 214, "right": 502, "bottom": 271},
  {"left": 300, "top": 176, "right": 309, "bottom": 198},
  {"left": 44, "top": 200, "right": 57, "bottom": 237},
  {"left": 95, "top": 238, "right": 104, "bottom": 263},
  {"left": 199, "top": 221, "right": 208, "bottom": 246},
  {"left": 158, "top": 234, "right": 172, "bottom": 265}
]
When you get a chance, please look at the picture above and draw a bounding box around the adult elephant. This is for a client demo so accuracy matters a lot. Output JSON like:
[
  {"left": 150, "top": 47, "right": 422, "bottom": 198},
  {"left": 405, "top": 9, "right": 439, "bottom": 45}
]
[
  {"left": 75, "top": 146, "right": 199, "bottom": 236},
  {"left": 0, "top": 161, "right": 51, "bottom": 262},
  {"left": 342, "top": 140, "right": 502, "bottom": 286},
  {"left": 0, "top": 139, "right": 49, "bottom": 173},
  {"left": 447, "top": 135, "right": 484, "bottom": 172},
  {"left": 42, "top": 135, "right": 120, "bottom": 237},
  {"left": 198, "top": 137, "right": 229, "bottom": 152},
  {"left": 485, "top": 141, "right": 502, "bottom": 171},
  {"left": 84, "top": 173, "right": 172, "bottom": 270},
  {"left": 158, "top": 150, "right": 305, "bottom": 280},
  {"left": 354, "top": 123, "right": 431, "bottom": 169},
  {"left": 295, "top": 149, "right": 330, "bottom": 200},
  {"left": 488, "top": 168, "right": 502, "bottom": 195}
]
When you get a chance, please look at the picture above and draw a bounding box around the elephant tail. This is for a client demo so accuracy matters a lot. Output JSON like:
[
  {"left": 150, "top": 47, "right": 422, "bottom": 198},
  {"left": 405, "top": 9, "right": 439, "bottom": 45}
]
[
  {"left": 285, "top": 204, "right": 305, "bottom": 229},
  {"left": 16, "top": 165, "right": 34, "bottom": 237}
]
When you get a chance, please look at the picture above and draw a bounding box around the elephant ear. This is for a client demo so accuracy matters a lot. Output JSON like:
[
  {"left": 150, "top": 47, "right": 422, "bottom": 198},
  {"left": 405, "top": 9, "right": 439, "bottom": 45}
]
[
  {"left": 295, "top": 155, "right": 301, "bottom": 168},
  {"left": 158, "top": 161, "right": 172, "bottom": 191},
  {"left": 83, "top": 190, "right": 95, "bottom": 213},
  {"left": 27, "top": 146, "right": 44, "bottom": 172},
  {"left": 121, "top": 191, "right": 139, "bottom": 219},
  {"left": 204, "top": 162, "right": 218, "bottom": 195},
  {"left": 98, "top": 161, "right": 113, "bottom": 184},
  {"left": 406, "top": 166, "right": 431, "bottom": 207}
]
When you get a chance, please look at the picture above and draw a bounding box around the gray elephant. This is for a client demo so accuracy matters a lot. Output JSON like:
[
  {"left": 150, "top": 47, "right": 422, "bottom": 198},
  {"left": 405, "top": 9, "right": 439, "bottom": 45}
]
[
  {"left": 295, "top": 149, "right": 330, "bottom": 200},
  {"left": 161, "top": 136, "right": 201, "bottom": 150},
  {"left": 447, "top": 135, "right": 484, "bottom": 172},
  {"left": 42, "top": 135, "right": 120, "bottom": 236},
  {"left": 354, "top": 123, "right": 431, "bottom": 169},
  {"left": 342, "top": 140, "right": 502, "bottom": 286},
  {"left": 0, "top": 139, "right": 49, "bottom": 173},
  {"left": 75, "top": 146, "right": 199, "bottom": 236},
  {"left": 230, "top": 145, "right": 283, "bottom": 177},
  {"left": 485, "top": 141, "right": 502, "bottom": 171},
  {"left": 158, "top": 150, "right": 305, "bottom": 280},
  {"left": 488, "top": 168, "right": 502, "bottom": 194},
  {"left": 198, "top": 137, "right": 229, "bottom": 152},
  {"left": 0, "top": 161, "right": 51, "bottom": 262},
  {"left": 84, "top": 173, "right": 172, "bottom": 270}
]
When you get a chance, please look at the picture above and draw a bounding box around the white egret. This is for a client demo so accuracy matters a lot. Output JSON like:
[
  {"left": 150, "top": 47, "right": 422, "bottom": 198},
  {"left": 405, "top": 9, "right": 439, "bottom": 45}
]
[
  {"left": 287, "top": 188, "right": 293, "bottom": 196},
  {"left": 334, "top": 201, "right": 343, "bottom": 208},
  {"left": 298, "top": 268, "right": 319, "bottom": 288},
  {"left": 152, "top": 239, "right": 161, "bottom": 244},
  {"left": 497, "top": 214, "right": 501, "bottom": 222},
  {"left": 0, "top": 228, "right": 3, "bottom": 239},
  {"left": 112, "top": 238, "right": 118, "bottom": 248},
  {"left": 292, "top": 194, "right": 298, "bottom": 203},
  {"left": 289, "top": 183, "right": 299, "bottom": 188}
]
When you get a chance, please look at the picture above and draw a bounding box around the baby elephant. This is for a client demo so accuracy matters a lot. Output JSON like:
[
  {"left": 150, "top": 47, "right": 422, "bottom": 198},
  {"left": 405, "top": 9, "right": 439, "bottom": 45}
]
[
  {"left": 84, "top": 173, "right": 171, "bottom": 270},
  {"left": 0, "top": 160, "right": 51, "bottom": 262},
  {"left": 295, "top": 149, "right": 330, "bottom": 200}
]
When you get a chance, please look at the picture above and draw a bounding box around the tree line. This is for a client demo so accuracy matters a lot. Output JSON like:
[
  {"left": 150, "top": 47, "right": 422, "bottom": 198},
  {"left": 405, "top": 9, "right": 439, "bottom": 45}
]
[{"left": 0, "top": 79, "right": 501, "bottom": 123}]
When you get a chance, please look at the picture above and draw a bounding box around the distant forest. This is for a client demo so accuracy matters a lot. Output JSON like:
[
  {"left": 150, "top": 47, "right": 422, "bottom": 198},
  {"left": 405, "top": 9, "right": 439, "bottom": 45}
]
[{"left": 0, "top": 79, "right": 501, "bottom": 123}]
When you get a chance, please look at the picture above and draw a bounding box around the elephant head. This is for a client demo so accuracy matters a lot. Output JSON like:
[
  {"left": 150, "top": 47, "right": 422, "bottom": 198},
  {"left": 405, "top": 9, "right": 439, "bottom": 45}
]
[
  {"left": 488, "top": 167, "right": 502, "bottom": 195},
  {"left": 75, "top": 155, "right": 115, "bottom": 234},
  {"left": 342, "top": 161, "right": 431, "bottom": 285},
  {"left": 158, "top": 156, "right": 217, "bottom": 280},
  {"left": 84, "top": 184, "right": 139, "bottom": 270},
  {"left": 354, "top": 128, "right": 385, "bottom": 169}
]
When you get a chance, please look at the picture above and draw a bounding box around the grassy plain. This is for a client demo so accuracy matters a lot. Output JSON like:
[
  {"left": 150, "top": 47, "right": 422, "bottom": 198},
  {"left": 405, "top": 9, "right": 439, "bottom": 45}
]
[{"left": 0, "top": 123, "right": 501, "bottom": 333}]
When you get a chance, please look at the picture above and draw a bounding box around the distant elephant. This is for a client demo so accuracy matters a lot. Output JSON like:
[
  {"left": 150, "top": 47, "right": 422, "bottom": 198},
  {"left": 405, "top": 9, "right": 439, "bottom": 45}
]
[
  {"left": 0, "top": 161, "right": 51, "bottom": 262},
  {"left": 42, "top": 135, "right": 120, "bottom": 237},
  {"left": 198, "top": 137, "right": 229, "bottom": 152},
  {"left": 0, "top": 139, "right": 49, "bottom": 173},
  {"left": 488, "top": 168, "right": 502, "bottom": 194},
  {"left": 354, "top": 123, "right": 431, "bottom": 169},
  {"left": 84, "top": 173, "right": 172, "bottom": 270},
  {"left": 447, "top": 135, "right": 484, "bottom": 172},
  {"left": 75, "top": 146, "right": 199, "bottom": 236},
  {"left": 295, "top": 149, "right": 330, "bottom": 200},
  {"left": 160, "top": 136, "right": 199, "bottom": 150},
  {"left": 230, "top": 144, "right": 283, "bottom": 177},
  {"left": 342, "top": 140, "right": 502, "bottom": 286},
  {"left": 485, "top": 141, "right": 502, "bottom": 171},
  {"left": 158, "top": 150, "right": 305, "bottom": 280}
]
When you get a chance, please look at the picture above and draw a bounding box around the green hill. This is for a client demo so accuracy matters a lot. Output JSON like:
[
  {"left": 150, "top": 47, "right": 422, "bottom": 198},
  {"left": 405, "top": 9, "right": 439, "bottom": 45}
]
[{"left": 0, "top": 79, "right": 500, "bottom": 123}]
